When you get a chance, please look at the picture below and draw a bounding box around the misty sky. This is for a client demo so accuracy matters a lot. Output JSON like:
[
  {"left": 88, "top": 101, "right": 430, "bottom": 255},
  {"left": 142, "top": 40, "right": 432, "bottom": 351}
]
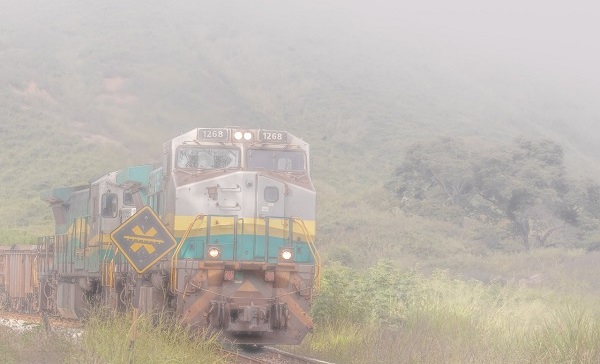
[
  {"left": 3, "top": 0, "right": 598, "bottom": 88},
  {"left": 346, "top": 1, "right": 600, "bottom": 86},
  {"left": 1, "top": 0, "right": 598, "bottom": 133}
]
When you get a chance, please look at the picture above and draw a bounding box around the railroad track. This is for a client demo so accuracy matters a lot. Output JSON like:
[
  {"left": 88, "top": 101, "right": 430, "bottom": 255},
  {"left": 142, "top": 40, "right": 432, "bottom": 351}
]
[{"left": 223, "top": 346, "right": 336, "bottom": 364}]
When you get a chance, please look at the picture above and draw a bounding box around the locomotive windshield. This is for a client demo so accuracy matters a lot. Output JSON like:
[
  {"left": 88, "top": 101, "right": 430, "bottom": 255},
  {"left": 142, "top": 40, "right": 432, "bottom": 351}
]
[
  {"left": 247, "top": 149, "right": 305, "bottom": 172},
  {"left": 177, "top": 147, "right": 240, "bottom": 170}
]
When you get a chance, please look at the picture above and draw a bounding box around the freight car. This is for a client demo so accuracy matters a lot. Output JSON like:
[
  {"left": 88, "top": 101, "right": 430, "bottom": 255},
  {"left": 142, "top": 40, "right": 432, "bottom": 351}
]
[
  {"left": 21, "top": 127, "right": 320, "bottom": 345},
  {"left": 0, "top": 245, "right": 39, "bottom": 313}
]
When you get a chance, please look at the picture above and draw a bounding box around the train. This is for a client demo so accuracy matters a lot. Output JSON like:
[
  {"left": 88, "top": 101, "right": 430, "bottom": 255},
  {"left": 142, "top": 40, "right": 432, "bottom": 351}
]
[{"left": 0, "top": 127, "right": 321, "bottom": 345}]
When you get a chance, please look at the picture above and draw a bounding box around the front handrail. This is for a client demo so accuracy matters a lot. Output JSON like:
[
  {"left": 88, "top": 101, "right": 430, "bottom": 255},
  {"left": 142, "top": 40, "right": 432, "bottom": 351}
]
[
  {"left": 291, "top": 217, "right": 322, "bottom": 294},
  {"left": 167, "top": 214, "right": 320, "bottom": 294},
  {"left": 170, "top": 215, "right": 205, "bottom": 294}
]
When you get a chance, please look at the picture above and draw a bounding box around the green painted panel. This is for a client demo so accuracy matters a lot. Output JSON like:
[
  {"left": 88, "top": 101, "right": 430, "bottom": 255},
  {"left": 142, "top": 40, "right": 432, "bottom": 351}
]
[
  {"left": 175, "top": 233, "right": 314, "bottom": 263},
  {"left": 116, "top": 165, "right": 153, "bottom": 186}
]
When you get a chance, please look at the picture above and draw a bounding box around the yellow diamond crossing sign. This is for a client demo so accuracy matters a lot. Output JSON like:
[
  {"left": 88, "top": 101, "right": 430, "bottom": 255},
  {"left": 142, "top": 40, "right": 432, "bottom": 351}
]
[{"left": 110, "top": 206, "right": 177, "bottom": 273}]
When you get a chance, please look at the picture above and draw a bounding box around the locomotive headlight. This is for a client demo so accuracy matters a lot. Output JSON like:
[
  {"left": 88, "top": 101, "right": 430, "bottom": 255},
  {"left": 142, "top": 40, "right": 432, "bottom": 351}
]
[
  {"left": 243, "top": 132, "right": 253, "bottom": 141},
  {"left": 208, "top": 247, "right": 221, "bottom": 259},
  {"left": 233, "top": 131, "right": 243, "bottom": 140},
  {"left": 280, "top": 249, "right": 293, "bottom": 261}
]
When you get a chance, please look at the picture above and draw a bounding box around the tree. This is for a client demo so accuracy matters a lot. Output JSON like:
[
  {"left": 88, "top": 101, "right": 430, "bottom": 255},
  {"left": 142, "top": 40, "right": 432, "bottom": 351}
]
[
  {"left": 474, "top": 139, "right": 570, "bottom": 250},
  {"left": 394, "top": 137, "right": 584, "bottom": 250},
  {"left": 394, "top": 138, "right": 476, "bottom": 218}
]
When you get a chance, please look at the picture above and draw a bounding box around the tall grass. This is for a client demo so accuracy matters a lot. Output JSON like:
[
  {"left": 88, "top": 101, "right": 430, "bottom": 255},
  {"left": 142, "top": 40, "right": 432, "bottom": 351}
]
[
  {"left": 0, "top": 326, "right": 18, "bottom": 364},
  {"left": 294, "top": 267, "right": 600, "bottom": 364},
  {"left": 65, "top": 312, "right": 225, "bottom": 364},
  {"left": 0, "top": 325, "right": 71, "bottom": 364},
  {"left": 526, "top": 306, "right": 600, "bottom": 363}
]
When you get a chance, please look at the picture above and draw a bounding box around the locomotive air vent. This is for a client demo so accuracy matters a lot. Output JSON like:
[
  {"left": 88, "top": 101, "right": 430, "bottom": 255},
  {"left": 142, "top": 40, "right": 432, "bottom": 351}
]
[{"left": 120, "top": 207, "right": 137, "bottom": 223}]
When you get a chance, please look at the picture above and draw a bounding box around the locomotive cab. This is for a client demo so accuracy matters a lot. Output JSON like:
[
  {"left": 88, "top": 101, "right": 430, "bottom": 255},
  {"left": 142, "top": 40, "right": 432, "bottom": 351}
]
[{"left": 162, "top": 128, "right": 320, "bottom": 345}]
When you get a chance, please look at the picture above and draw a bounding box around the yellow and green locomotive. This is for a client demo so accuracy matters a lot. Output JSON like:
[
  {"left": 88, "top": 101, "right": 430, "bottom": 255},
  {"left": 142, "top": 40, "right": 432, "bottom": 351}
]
[{"left": 35, "top": 127, "right": 320, "bottom": 345}]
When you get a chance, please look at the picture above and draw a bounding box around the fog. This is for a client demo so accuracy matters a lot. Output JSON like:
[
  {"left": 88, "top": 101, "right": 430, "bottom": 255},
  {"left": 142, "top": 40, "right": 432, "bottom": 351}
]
[
  {"left": 348, "top": 1, "right": 600, "bottom": 74},
  {"left": 1, "top": 0, "right": 599, "bottom": 157},
  {"left": 4, "top": 0, "right": 598, "bottom": 84},
  {"left": 381, "top": 0, "right": 600, "bottom": 159}
]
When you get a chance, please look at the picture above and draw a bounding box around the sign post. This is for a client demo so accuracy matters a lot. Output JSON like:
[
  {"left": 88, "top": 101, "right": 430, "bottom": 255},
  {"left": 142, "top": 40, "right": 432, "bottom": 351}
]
[
  {"left": 128, "top": 274, "right": 142, "bottom": 364},
  {"left": 110, "top": 206, "right": 177, "bottom": 363}
]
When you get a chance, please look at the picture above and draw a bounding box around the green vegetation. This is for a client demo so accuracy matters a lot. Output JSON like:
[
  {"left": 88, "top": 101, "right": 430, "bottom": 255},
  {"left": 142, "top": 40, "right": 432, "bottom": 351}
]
[
  {"left": 65, "top": 313, "right": 224, "bottom": 364},
  {"left": 393, "top": 137, "right": 600, "bottom": 251},
  {"left": 0, "top": 327, "right": 17, "bottom": 364},
  {"left": 0, "top": 314, "right": 224, "bottom": 364},
  {"left": 0, "top": 325, "right": 71, "bottom": 364},
  {"left": 288, "top": 260, "right": 600, "bottom": 363},
  {"left": 0, "top": 229, "right": 39, "bottom": 245}
]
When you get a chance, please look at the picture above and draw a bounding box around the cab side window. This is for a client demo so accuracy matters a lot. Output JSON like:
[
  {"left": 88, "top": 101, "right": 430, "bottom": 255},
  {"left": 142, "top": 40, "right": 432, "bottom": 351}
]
[{"left": 101, "top": 193, "right": 118, "bottom": 218}]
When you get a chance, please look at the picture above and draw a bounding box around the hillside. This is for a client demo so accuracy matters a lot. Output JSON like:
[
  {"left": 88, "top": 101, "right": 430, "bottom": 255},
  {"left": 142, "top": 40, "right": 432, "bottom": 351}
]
[{"left": 1, "top": 0, "right": 599, "bottom": 274}]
